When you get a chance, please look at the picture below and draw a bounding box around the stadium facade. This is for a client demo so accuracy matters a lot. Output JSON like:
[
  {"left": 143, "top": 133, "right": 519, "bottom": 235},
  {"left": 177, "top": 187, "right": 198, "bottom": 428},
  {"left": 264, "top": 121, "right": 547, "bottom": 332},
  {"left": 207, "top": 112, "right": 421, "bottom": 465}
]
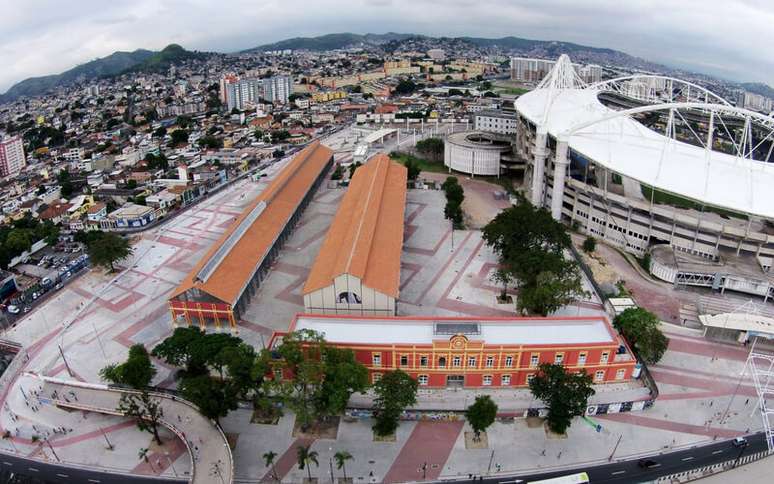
[{"left": 516, "top": 55, "right": 774, "bottom": 302}]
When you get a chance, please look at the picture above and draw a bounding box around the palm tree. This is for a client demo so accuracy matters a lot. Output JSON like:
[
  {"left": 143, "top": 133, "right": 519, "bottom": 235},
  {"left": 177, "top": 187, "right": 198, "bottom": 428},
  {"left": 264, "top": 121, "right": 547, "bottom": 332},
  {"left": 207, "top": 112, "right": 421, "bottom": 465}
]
[
  {"left": 263, "top": 450, "right": 279, "bottom": 481},
  {"left": 138, "top": 447, "right": 154, "bottom": 472},
  {"left": 334, "top": 450, "right": 353, "bottom": 482},
  {"left": 296, "top": 445, "right": 319, "bottom": 481}
]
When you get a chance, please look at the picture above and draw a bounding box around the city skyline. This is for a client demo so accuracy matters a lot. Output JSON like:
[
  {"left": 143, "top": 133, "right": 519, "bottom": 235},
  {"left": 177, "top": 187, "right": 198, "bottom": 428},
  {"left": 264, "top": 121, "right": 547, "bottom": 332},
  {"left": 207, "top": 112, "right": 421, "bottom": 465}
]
[{"left": 2, "top": 0, "right": 774, "bottom": 93}]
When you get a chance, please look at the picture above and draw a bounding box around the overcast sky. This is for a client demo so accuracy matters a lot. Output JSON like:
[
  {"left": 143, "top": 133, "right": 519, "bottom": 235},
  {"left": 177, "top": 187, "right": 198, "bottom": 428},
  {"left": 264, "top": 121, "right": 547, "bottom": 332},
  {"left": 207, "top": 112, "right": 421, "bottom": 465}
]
[{"left": 2, "top": 0, "right": 773, "bottom": 93}]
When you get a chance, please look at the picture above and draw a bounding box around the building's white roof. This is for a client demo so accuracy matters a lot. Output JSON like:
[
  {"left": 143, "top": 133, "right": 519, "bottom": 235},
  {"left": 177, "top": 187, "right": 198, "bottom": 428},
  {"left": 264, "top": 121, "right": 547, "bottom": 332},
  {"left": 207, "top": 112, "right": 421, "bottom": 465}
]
[
  {"left": 699, "top": 313, "right": 774, "bottom": 338},
  {"left": 362, "top": 128, "right": 397, "bottom": 144},
  {"left": 294, "top": 315, "right": 615, "bottom": 346},
  {"left": 515, "top": 88, "right": 774, "bottom": 219}
]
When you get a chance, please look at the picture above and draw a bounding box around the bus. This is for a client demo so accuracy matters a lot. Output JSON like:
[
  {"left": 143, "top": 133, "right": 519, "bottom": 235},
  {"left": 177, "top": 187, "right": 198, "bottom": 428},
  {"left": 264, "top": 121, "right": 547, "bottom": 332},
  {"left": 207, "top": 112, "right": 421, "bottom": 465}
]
[{"left": 529, "top": 472, "right": 590, "bottom": 484}]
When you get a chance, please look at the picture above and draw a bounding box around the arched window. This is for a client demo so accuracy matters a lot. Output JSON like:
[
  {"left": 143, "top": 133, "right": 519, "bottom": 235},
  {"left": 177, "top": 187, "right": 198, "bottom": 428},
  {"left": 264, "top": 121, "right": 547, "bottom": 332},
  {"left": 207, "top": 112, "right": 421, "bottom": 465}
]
[{"left": 337, "top": 292, "right": 361, "bottom": 304}]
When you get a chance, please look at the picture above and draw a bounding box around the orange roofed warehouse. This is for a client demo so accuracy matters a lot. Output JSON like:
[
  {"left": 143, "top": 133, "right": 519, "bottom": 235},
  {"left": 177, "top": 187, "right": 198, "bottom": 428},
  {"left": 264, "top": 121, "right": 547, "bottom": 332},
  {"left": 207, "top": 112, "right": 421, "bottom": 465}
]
[
  {"left": 303, "top": 153, "right": 407, "bottom": 316},
  {"left": 169, "top": 142, "right": 334, "bottom": 332},
  {"left": 270, "top": 314, "right": 638, "bottom": 388}
]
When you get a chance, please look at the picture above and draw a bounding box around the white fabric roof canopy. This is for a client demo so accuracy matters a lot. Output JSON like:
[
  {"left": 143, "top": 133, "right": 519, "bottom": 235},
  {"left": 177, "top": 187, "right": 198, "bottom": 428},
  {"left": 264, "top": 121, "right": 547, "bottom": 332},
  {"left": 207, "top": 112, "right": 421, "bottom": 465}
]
[{"left": 515, "top": 89, "right": 774, "bottom": 219}]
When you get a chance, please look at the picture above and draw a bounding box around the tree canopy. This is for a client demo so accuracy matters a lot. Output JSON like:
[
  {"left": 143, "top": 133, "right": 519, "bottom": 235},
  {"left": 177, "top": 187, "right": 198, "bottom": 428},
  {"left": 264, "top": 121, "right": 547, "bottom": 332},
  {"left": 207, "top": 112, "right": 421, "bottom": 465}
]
[
  {"left": 415, "top": 137, "right": 444, "bottom": 162},
  {"left": 86, "top": 232, "right": 132, "bottom": 272},
  {"left": 482, "top": 202, "right": 586, "bottom": 315},
  {"left": 100, "top": 344, "right": 156, "bottom": 389},
  {"left": 442, "top": 176, "right": 465, "bottom": 229},
  {"left": 614, "top": 307, "right": 669, "bottom": 364},
  {"left": 529, "top": 363, "right": 595, "bottom": 435},
  {"left": 372, "top": 370, "right": 418, "bottom": 437},
  {"left": 465, "top": 395, "right": 498, "bottom": 441}
]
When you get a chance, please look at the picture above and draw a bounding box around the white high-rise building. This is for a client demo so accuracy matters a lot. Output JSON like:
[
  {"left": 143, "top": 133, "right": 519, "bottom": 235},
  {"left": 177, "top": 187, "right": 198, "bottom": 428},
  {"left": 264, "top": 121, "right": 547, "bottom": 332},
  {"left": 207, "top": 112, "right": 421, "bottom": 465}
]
[
  {"left": 0, "top": 135, "right": 26, "bottom": 178},
  {"left": 510, "top": 57, "right": 601, "bottom": 84},
  {"left": 262, "top": 75, "right": 292, "bottom": 104}
]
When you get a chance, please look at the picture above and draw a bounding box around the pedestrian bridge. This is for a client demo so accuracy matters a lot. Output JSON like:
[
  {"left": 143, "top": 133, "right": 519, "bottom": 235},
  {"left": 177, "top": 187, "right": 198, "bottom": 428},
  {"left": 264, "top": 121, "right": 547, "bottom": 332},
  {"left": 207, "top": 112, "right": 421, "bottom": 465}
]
[{"left": 33, "top": 374, "right": 233, "bottom": 484}]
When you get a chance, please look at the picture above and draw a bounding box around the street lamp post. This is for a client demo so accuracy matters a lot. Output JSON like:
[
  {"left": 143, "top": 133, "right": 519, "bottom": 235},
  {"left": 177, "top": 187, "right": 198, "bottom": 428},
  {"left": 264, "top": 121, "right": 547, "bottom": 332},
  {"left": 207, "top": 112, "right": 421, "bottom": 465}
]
[{"left": 608, "top": 434, "right": 623, "bottom": 461}]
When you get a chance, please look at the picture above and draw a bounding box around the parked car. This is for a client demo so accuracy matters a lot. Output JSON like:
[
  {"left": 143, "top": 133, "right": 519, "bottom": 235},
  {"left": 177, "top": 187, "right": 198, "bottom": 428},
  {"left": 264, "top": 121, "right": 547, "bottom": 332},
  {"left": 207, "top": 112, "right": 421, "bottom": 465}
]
[
  {"left": 7, "top": 305, "right": 20, "bottom": 314},
  {"left": 638, "top": 459, "right": 659, "bottom": 469}
]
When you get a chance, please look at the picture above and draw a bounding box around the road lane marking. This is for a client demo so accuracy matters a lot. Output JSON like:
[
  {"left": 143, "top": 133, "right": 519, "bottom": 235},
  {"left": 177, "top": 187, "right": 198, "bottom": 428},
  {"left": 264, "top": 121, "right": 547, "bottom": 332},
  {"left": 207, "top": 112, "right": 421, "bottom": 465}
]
[
  {"left": 682, "top": 457, "right": 694, "bottom": 461},
  {"left": 2, "top": 462, "right": 12, "bottom": 466},
  {"left": 28, "top": 467, "right": 39, "bottom": 472},
  {"left": 56, "top": 474, "right": 69, "bottom": 478},
  {"left": 712, "top": 450, "right": 724, "bottom": 454},
  {"left": 611, "top": 470, "right": 627, "bottom": 475}
]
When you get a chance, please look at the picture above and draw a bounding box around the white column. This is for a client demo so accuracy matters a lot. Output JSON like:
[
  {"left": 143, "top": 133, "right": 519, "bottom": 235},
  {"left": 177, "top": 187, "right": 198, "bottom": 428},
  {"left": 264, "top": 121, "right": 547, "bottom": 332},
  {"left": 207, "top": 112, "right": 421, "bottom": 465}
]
[
  {"left": 551, "top": 139, "right": 569, "bottom": 221},
  {"left": 531, "top": 128, "right": 548, "bottom": 206}
]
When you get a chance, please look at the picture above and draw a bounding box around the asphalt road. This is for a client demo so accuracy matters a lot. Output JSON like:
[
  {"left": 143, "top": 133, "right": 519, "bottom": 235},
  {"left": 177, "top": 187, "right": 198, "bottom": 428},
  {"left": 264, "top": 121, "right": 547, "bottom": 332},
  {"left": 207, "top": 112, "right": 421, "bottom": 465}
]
[
  {"left": 0, "top": 450, "right": 183, "bottom": 484},
  {"left": 445, "top": 432, "right": 770, "bottom": 484}
]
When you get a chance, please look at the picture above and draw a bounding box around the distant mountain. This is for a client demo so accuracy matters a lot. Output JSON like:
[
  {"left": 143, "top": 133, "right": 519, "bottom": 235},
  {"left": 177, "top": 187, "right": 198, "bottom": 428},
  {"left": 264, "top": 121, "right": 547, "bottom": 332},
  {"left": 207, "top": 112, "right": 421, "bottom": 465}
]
[
  {"left": 741, "top": 82, "right": 774, "bottom": 99},
  {"left": 1, "top": 44, "right": 209, "bottom": 103},
  {"left": 243, "top": 32, "right": 418, "bottom": 52}
]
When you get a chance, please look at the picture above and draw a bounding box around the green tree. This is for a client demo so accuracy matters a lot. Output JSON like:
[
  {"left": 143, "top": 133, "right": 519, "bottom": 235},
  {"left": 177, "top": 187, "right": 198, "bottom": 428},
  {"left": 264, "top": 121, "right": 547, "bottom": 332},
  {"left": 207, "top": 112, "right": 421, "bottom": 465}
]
[
  {"left": 465, "top": 395, "right": 498, "bottom": 442},
  {"left": 87, "top": 232, "right": 132, "bottom": 272},
  {"left": 179, "top": 374, "right": 239, "bottom": 423},
  {"left": 348, "top": 162, "right": 362, "bottom": 179},
  {"left": 154, "top": 126, "right": 167, "bottom": 138},
  {"left": 126, "top": 179, "right": 138, "bottom": 189},
  {"left": 296, "top": 445, "right": 319, "bottom": 481},
  {"left": 151, "top": 326, "right": 210, "bottom": 375},
  {"left": 482, "top": 202, "right": 586, "bottom": 315},
  {"left": 317, "top": 347, "right": 369, "bottom": 419},
  {"left": 4, "top": 230, "right": 32, "bottom": 254},
  {"left": 403, "top": 157, "right": 421, "bottom": 181},
  {"left": 118, "top": 391, "right": 165, "bottom": 445},
  {"left": 276, "top": 330, "right": 327, "bottom": 430},
  {"left": 614, "top": 307, "right": 669, "bottom": 364},
  {"left": 517, "top": 261, "right": 587, "bottom": 316},
  {"left": 372, "top": 370, "right": 418, "bottom": 437},
  {"left": 198, "top": 135, "right": 224, "bottom": 150},
  {"left": 100, "top": 344, "right": 156, "bottom": 389},
  {"left": 529, "top": 363, "right": 595, "bottom": 435},
  {"left": 334, "top": 450, "right": 353, "bottom": 481},
  {"left": 394, "top": 79, "right": 416, "bottom": 95},
  {"left": 415, "top": 138, "right": 444, "bottom": 162},
  {"left": 330, "top": 165, "right": 344, "bottom": 181},
  {"left": 170, "top": 129, "right": 189, "bottom": 145},
  {"left": 442, "top": 177, "right": 465, "bottom": 229},
  {"left": 582, "top": 236, "right": 596, "bottom": 253},
  {"left": 263, "top": 450, "right": 279, "bottom": 481}
]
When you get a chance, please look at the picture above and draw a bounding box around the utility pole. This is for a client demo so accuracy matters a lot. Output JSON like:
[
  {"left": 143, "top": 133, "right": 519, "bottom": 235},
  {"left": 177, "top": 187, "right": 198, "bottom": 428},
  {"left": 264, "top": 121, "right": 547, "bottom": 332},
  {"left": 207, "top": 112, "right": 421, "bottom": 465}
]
[
  {"left": 46, "top": 439, "right": 60, "bottom": 462},
  {"left": 487, "top": 450, "right": 494, "bottom": 474},
  {"left": 329, "top": 456, "right": 335, "bottom": 483},
  {"left": 58, "top": 344, "right": 74, "bottom": 377},
  {"left": 100, "top": 426, "right": 114, "bottom": 450},
  {"left": 608, "top": 434, "right": 623, "bottom": 461}
]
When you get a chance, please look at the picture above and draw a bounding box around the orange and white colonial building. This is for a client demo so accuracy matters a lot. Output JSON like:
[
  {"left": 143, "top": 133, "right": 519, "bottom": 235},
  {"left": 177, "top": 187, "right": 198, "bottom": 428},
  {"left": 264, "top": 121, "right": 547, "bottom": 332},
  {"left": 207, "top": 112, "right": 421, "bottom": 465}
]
[{"left": 270, "top": 314, "right": 638, "bottom": 388}]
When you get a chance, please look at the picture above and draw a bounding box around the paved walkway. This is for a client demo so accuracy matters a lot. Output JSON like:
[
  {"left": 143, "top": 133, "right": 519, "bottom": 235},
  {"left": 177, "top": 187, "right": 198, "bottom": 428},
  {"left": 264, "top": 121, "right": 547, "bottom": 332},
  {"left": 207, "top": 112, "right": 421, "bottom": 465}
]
[
  {"left": 35, "top": 375, "right": 233, "bottom": 484},
  {"left": 384, "top": 421, "right": 463, "bottom": 483}
]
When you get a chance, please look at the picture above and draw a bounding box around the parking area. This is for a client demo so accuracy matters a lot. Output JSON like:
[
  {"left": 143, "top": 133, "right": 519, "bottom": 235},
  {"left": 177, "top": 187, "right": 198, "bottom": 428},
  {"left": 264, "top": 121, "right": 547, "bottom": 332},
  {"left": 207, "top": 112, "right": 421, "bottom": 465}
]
[{"left": 2, "top": 244, "right": 89, "bottom": 323}]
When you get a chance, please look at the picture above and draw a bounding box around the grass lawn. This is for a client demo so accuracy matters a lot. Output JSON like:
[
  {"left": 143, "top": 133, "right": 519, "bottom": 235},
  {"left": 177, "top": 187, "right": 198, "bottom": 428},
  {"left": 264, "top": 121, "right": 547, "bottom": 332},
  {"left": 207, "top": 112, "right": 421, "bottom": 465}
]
[{"left": 390, "top": 151, "right": 447, "bottom": 174}]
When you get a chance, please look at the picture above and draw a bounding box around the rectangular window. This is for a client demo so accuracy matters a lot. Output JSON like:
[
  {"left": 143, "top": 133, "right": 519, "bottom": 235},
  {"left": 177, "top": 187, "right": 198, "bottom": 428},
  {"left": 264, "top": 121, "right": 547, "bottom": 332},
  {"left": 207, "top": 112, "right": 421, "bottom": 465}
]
[
  {"left": 468, "top": 356, "right": 477, "bottom": 367},
  {"left": 600, "top": 352, "right": 609, "bottom": 364},
  {"left": 504, "top": 356, "right": 513, "bottom": 368},
  {"left": 400, "top": 355, "right": 409, "bottom": 366},
  {"left": 452, "top": 356, "right": 462, "bottom": 367},
  {"left": 530, "top": 354, "right": 539, "bottom": 367},
  {"left": 420, "top": 355, "right": 429, "bottom": 367},
  {"left": 485, "top": 356, "right": 494, "bottom": 368},
  {"left": 526, "top": 374, "right": 535, "bottom": 384},
  {"left": 438, "top": 357, "right": 447, "bottom": 368},
  {"left": 372, "top": 373, "right": 382, "bottom": 383},
  {"left": 483, "top": 375, "right": 493, "bottom": 386},
  {"left": 418, "top": 374, "right": 429, "bottom": 386},
  {"left": 615, "top": 369, "right": 626, "bottom": 380},
  {"left": 595, "top": 370, "right": 605, "bottom": 382},
  {"left": 372, "top": 353, "right": 381, "bottom": 367},
  {"left": 578, "top": 352, "right": 587, "bottom": 366},
  {"left": 554, "top": 353, "right": 564, "bottom": 365},
  {"left": 501, "top": 374, "right": 511, "bottom": 386}
]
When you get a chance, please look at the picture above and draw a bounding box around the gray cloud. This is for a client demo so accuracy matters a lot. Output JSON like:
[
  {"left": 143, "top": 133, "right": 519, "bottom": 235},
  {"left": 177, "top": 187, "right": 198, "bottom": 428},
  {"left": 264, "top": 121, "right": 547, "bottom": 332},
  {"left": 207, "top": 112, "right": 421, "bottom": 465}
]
[{"left": 1, "top": 0, "right": 772, "bottom": 93}]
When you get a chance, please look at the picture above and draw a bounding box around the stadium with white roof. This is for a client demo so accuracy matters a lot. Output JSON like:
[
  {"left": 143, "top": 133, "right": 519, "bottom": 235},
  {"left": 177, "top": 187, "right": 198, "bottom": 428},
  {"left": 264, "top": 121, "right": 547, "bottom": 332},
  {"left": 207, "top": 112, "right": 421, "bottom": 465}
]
[{"left": 515, "top": 55, "right": 774, "bottom": 303}]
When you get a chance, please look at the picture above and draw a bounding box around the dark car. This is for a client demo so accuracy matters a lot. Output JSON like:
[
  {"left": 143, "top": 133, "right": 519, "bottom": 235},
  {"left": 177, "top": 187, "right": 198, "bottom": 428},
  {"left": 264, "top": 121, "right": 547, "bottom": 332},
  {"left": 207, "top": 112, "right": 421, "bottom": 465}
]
[{"left": 638, "top": 459, "right": 659, "bottom": 469}]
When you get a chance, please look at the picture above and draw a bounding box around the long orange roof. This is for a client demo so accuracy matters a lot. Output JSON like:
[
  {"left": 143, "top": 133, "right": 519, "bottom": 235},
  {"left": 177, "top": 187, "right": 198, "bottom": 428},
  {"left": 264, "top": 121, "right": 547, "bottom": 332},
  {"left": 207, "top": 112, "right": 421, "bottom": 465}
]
[
  {"left": 171, "top": 141, "right": 333, "bottom": 305},
  {"left": 303, "top": 153, "right": 407, "bottom": 298}
]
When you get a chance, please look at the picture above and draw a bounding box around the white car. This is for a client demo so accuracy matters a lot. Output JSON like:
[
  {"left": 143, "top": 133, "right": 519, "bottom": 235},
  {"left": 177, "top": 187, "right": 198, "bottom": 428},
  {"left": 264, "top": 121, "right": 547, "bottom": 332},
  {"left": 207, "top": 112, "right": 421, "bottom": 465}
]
[{"left": 7, "top": 305, "right": 20, "bottom": 314}]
